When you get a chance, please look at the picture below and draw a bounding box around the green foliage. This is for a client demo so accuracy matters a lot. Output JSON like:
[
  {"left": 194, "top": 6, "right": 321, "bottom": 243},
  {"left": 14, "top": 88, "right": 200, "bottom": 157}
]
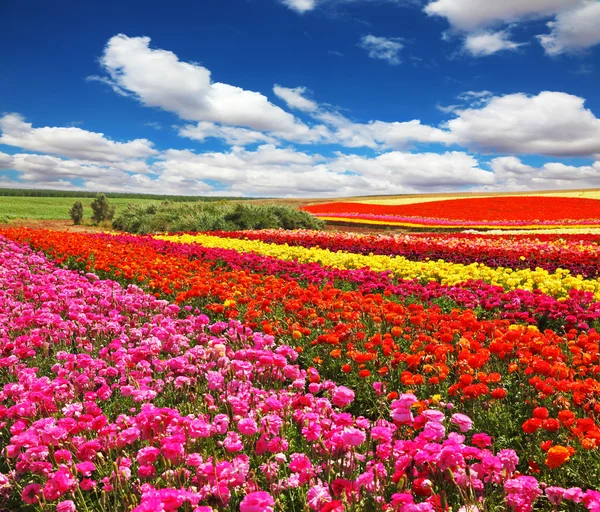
[
  {"left": 68, "top": 200, "right": 84, "bottom": 225},
  {"left": 90, "top": 193, "right": 116, "bottom": 225},
  {"left": 112, "top": 201, "right": 325, "bottom": 234}
]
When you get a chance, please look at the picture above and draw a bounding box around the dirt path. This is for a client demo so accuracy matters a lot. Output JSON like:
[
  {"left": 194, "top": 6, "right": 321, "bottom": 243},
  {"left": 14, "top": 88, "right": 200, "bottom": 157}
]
[{"left": 2, "top": 219, "right": 115, "bottom": 233}]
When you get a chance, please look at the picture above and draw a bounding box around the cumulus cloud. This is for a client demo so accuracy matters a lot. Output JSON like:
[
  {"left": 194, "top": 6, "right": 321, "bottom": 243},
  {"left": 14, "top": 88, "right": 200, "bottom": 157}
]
[
  {"left": 490, "top": 156, "right": 600, "bottom": 190},
  {"left": 425, "top": 0, "right": 600, "bottom": 57},
  {"left": 0, "top": 151, "right": 135, "bottom": 189},
  {"left": 359, "top": 35, "right": 404, "bottom": 65},
  {"left": 95, "top": 35, "right": 314, "bottom": 140},
  {"left": 272, "top": 85, "right": 455, "bottom": 149},
  {"left": 0, "top": 113, "right": 157, "bottom": 165},
  {"left": 178, "top": 122, "right": 278, "bottom": 146},
  {"left": 424, "top": 0, "right": 578, "bottom": 32},
  {"left": 155, "top": 146, "right": 494, "bottom": 196},
  {"left": 0, "top": 152, "right": 13, "bottom": 169},
  {"left": 538, "top": 2, "right": 600, "bottom": 55},
  {"left": 329, "top": 150, "right": 494, "bottom": 189},
  {"left": 273, "top": 85, "right": 319, "bottom": 112},
  {"left": 0, "top": 144, "right": 493, "bottom": 198},
  {"left": 447, "top": 91, "right": 600, "bottom": 157},
  {"left": 463, "top": 30, "right": 524, "bottom": 57}
]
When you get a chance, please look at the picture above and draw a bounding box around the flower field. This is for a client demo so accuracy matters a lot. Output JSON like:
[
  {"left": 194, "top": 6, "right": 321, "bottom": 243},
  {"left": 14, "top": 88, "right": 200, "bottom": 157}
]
[
  {"left": 1, "top": 226, "right": 600, "bottom": 511},
  {"left": 301, "top": 197, "right": 600, "bottom": 229}
]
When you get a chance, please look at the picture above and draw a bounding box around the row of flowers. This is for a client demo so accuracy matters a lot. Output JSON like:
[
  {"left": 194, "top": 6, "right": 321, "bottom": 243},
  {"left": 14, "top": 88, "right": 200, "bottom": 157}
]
[
  {"left": 301, "top": 197, "right": 600, "bottom": 228},
  {"left": 5, "top": 227, "right": 600, "bottom": 333},
  {"left": 4, "top": 236, "right": 600, "bottom": 510},
  {"left": 2, "top": 228, "right": 600, "bottom": 495},
  {"left": 306, "top": 215, "right": 600, "bottom": 229},
  {"left": 208, "top": 229, "right": 600, "bottom": 279},
  {"left": 156, "top": 233, "right": 600, "bottom": 301}
]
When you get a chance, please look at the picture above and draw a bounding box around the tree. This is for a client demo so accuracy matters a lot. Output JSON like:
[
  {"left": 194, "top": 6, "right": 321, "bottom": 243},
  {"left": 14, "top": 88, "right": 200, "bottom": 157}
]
[
  {"left": 90, "top": 193, "right": 116, "bottom": 225},
  {"left": 69, "top": 200, "right": 84, "bottom": 225}
]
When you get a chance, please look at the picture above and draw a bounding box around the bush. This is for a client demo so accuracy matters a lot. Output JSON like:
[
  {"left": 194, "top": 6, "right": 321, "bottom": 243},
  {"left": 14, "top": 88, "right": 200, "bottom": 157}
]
[
  {"left": 90, "top": 193, "right": 116, "bottom": 225},
  {"left": 69, "top": 200, "right": 84, "bottom": 225},
  {"left": 112, "top": 201, "right": 324, "bottom": 234}
]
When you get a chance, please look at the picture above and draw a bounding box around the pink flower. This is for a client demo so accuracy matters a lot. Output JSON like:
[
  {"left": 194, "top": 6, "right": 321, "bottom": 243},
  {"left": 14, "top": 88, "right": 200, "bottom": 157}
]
[
  {"left": 56, "top": 500, "right": 76, "bottom": 512},
  {"left": 137, "top": 446, "right": 161, "bottom": 465},
  {"left": 239, "top": 491, "right": 275, "bottom": 512},
  {"left": 289, "top": 453, "right": 313, "bottom": 473},
  {"left": 223, "top": 431, "right": 243, "bottom": 452},
  {"left": 421, "top": 410, "right": 445, "bottom": 423},
  {"left": 372, "top": 425, "right": 393, "bottom": 443},
  {"left": 307, "top": 483, "right": 331, "bottom": 510},
  {"left": 451, "top": 413, "right": 473, "bottom": 432},
  {"left": 331, "top": 386, "right": 355, "bottom": 408},
  {"left": 471, "top": 433, "right": 492, "bottom": 448},
  {"left": 22, "top": 483, "right": 42, "bottom": 505},
  {"left": 75, "top": 461, "right": 96, "bottom": 477},
  {"left": 237, "top": 418, "right": 258, "bottom": 436},
  {"left": 341, "top": 427, "right": 366, "bottom": 447}
]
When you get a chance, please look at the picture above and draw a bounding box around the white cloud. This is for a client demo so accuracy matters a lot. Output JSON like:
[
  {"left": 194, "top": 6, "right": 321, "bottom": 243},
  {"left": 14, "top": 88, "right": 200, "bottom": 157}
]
[
  {"left": 424, "top": 0, "right": 579, "bottom": 32},
  {"left": 178, "top": 122, "right": 278, "bottom": 146},
  {"left": 1, "top": 142, "right": 497, "bottom": 198},
  {"left": 271, "top": 85, "right": 455, "bottom": 149},
  {"left": 155, "top": 146, "right": 494, "bottom": 196},
  {"left": 0, "top": 152, "right": 133, "bottom": 188},
  {"left": 538, "top": 2, "right": 600, "bottom": 55},
  {"left": 463, "top": 30, "right": 524, "bottom": 57},
  {"left": 359, "top": 35, "right": 404, "bottom": 65},
  {"left": 447, "top": 91, "right": 600, "bottom": 157},
  {"left": 330, "top": 150, "right": 494, "bottom": 189},
  {"left": 0, "top": 152, "right": 13, "bottom": 169},
  {"left": 280, "top": 0, "right": 317, "bottom": 12},
  {"left": 490, "top": 156, "right": 600, "bottom": 190},
  {"left": 425, "top": 0, "right": 600, "bottom": 57},
  {"left": 273, "top": 85, "right": 319, "bottom": 112},
  {"left": 456, "top": 90, "right": 493, "bottom": 106},
  {"left": 0, "top": 113, "right": 157, "bottom": 164},
  {"left": 96, "top": 34, "right": 313, "bottom": 140}
]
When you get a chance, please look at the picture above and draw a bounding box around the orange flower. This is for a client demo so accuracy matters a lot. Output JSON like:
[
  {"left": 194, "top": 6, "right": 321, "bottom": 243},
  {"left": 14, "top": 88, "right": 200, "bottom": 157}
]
[{"left": 545, "top": 445, "right": 571, "bottom": 469}]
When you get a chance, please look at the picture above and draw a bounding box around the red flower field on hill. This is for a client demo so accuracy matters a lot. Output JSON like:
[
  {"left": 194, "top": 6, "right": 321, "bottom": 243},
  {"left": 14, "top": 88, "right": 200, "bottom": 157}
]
[{"left": 302, "top": 196, "right": 600, "bottom": 228}]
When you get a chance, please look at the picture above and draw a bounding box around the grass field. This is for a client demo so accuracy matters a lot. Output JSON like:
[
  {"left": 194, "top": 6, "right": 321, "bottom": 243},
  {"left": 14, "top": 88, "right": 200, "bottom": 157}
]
[
  {"left": 0, "top": 196, "right": 164, "bottom": 221},
  {"left": 3, "top": 188, "right": 600, "bottom": 223}
]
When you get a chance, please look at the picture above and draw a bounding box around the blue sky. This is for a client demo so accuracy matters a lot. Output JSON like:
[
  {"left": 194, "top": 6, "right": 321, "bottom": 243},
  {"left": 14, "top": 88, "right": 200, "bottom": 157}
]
[{"left": 1, "top": 0, "right": 600, "bottom": 197}]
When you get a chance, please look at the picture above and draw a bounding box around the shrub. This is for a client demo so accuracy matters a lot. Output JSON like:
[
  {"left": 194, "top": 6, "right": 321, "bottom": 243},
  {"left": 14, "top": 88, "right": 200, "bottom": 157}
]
[
  {"left": 69, "top": 200, "right": 84, "bottom": 225},
  {"left": 90, "top": 193, "right": 116, "bottom": 225},
  {"left": 112, "top": 201, "right": 324, "bottom": 234}
]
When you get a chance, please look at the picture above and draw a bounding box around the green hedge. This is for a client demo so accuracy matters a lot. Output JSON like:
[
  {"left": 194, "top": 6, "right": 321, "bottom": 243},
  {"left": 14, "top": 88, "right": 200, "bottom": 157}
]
[{"left": 112, "top": 202, "right": 324, "bottom": 234}]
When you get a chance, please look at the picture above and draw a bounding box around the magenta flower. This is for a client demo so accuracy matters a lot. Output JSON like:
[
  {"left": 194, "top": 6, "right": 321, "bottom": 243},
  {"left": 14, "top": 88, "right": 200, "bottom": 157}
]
[
  {"left": 239, "top": 491, "right": 275, "bottom": 512},
  {"left": 237, "top": 418, "right": 258, "bottom": 436},
  {"left": 331, "top": 386, "right": 355, "bottom": 408}
]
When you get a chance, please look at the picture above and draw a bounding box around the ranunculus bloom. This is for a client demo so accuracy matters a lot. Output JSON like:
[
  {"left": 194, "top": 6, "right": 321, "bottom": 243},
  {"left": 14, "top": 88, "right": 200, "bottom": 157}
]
[
  {"left": 341, "top": 427, "right": 366, "bottom": 447},
  {"left": 545, "top": 445, "right": 571, "bottom": 469},
  {"left": 240, "top": 491, "right": 275, "bottom": 512},
  {"left": 331, "top": 386, "right": 355, "bottom": 408},
  {"left": 56, "top": 500, "right": 76, "bottom": 512},
  {"left": 451, "top": 413, "right": 473, "bottom": 432},
  {"left": 238, "top": 418, "right": 258, "bottom": 436}
]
